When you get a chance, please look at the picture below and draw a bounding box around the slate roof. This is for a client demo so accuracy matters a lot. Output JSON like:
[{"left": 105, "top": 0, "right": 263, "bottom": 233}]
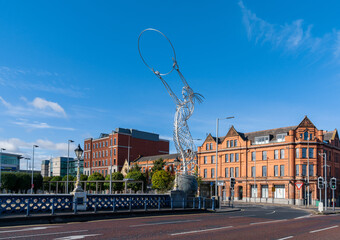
[
  {"left": 323, "top": 130, "right": 336, "bottom": 142},
  {"left": 243, "top": 126, "right": 297, "bottom": 143},
  {"left": 134, "top": 153, "right": 180, "bottom": 163}
]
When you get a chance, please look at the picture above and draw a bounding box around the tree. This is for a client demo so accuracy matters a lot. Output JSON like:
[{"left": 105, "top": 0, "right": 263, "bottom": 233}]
[
  {"left": 80, "top": 174, "right": 88, "bottom": 181},
  {"left": 151, "top": 158, "right": 165, "bottom": 178},
  {"left": 151, "top": 170, "right": 173, "bottom": 192},
  {"left": 1, "top": 173, "right": 17, "bottom": 192},
  {"left": 62, "top": 175, "right": 75, "bottom": 192},
  {"left": 33, "top": 173, "right": 43, "bottom": 192},
  {"left": 15, "top": 173, "right": 31, "bottom": 192},
  {"left": 88, "top": 172, "right": 104, "bottom": 192},
  {"left": 42, "top": 176, "right": 52, "bottom": 191},
  {"left": 129, "top": 163, "right": 141, "bottom": 172},
  {"left": 125, "top": 171, "right": 146, "bottom": 193},
  {"left": 104, "top": 172, "right": 124, "bottom": 193},
  {"left": 50, "top": 176, "right": 62, "bottom": 192}
]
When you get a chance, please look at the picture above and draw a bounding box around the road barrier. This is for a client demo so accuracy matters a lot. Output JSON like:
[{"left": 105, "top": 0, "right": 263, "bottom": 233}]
[{"left": 0, "top": 194, "right": 216, "bottom": 217}]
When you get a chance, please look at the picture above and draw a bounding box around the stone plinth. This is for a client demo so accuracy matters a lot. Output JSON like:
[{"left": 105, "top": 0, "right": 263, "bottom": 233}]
[{"left": 72, "top": 191, "right": 87, "bottom": 211}]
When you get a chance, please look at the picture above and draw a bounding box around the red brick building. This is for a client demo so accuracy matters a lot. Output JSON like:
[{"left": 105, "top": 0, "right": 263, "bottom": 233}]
[
  {"left": 83, "top": 128, "right": 169, "bottom": 176},
  {"left": 198, "top": 116, "right": 340, "bottom": 205}
]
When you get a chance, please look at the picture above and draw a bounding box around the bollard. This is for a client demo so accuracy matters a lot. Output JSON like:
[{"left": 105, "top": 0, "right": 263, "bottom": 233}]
[
  {"left": 129, "top": 198, "right": 132, "bottom": 212},
  {"left": 193, "top": 198, "right": 195, "bottom": 209},
  {"left": 203, "top": 197, "right": 206, "bottom": 210},
  {"left": 113, "top": 198, "right": 116, "bottom": 212},
  {"left": 198, "top": 197, "right": 201, "bottom": 209},
  {"left": 182, "top": 197, "right": 185, "bottom": 209},
  {"left": 158, "top": 197, "right": 161, "bottom": 211},
  {"left": 171, "top": 198, "right": 173, "bottom": 210},
  {"left": 212, "top": 197, "right": 216, "bottom": 211},
  {"left": 51, "top": 198, "right": 55, "bottom": 215},
  {"left": 26, "top": 199, "right": 30, "bottom": 217},
  {"left": 144, "top": 199, "right": 147, "bottom": 211}
]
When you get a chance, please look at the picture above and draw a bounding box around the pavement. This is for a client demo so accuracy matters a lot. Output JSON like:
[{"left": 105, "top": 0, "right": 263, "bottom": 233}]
[{"left": 1, "top": 204, "right": 338, "bottom": 239}]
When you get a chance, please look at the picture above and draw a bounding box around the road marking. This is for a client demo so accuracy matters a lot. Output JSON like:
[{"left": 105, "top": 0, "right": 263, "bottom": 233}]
[
  {"left": 276, "top": 236, "right": 293, "bottom": 240},
  {"left": 229, "top": 215, "right": 255, "bottom": 218},
  {"left": 170, "top": 226, "right": 233, "bottom": 236},
  {"left": 0, "top": 226, "right": 56, "bottom": 234},
  {"left": 250, "top": 219, "right": 287, "bottom": 225},
  {"left": 310, "top": 225, "right": 338, "bottom": 233},
  {"left": 294, "top": 214, "right": 312, "bottom": 219},
  {"left": 130, "top": 219, "right": 201, "bottom": 227},
  {"left": 54, "top": 234, "right": 101, "bottom": 240},
  {"left": 0, "top": 230, "right": 88, "bottom": 239},
  {"left": 265, "top": 210, "right": 276, "bottom": 215}
]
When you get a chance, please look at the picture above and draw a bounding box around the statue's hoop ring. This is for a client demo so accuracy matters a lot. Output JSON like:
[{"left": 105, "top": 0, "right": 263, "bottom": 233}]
[{"left": 138, "top": 28, "right": 177, "bottom": 76}]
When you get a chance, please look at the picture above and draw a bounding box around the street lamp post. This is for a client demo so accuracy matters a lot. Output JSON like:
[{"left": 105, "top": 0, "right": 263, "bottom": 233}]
[
  {"left": 31, "top": 145, "right": 38, "bottom": 194},
  {"left": 0, "top": 148, "right": 6, "bottom": 190},
  {"left": 110, "top": 130, "right": 113, "bottom": 194},
  {"left": 67, "top": 140, "right": 74, "bottom": 194},
  {"left": 73, "top": 144, "right": 84, "bottom": 192},
  {"left": 215, "top": 116, "right": 234, "bottom": 199}
]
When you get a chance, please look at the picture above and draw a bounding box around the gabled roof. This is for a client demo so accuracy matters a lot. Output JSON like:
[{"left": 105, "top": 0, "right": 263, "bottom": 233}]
[
  {"left": 134, "top": 153, "right": 180, "bottom": 163},
  {"left": 296, "top": 116, "right": 316, "bottom": 129}
]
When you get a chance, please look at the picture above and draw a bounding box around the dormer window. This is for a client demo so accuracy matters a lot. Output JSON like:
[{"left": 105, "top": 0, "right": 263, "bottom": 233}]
[
  {"left": 277, "top": 133, "right": 287, "bottom": 142},
  {"left": 254, "top": 136, "right": 269, "bottom": 144}
]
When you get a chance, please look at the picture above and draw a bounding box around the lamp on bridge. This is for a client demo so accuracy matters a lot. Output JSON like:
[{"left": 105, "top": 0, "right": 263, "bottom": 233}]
[{"left": 71, "top": 144, "right": 86, "bottom": 211}]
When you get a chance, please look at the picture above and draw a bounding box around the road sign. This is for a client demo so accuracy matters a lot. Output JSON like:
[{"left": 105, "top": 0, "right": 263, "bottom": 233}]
[
  {"left": 210, "top": 182, "right": 214, "bottom": 186},
  {"left": 217, "top": 181, "right": 225, "bottom": 186},
  {"left": 295, "top": 182, "right": 303, "bottom": 190}
]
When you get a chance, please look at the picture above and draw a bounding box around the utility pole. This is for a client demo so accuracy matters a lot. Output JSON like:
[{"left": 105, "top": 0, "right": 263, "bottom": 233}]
[
  {"left": 215, "top": 116, "right": 234, "bottom": 200},
  {"left": 319, "top": 152, "right": 327, "bottom": 211}
]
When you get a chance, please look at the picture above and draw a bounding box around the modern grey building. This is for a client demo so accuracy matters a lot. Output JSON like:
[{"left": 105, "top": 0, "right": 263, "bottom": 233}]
[{"left": 0, "top": 152, "right": 22, "bottom": 172}]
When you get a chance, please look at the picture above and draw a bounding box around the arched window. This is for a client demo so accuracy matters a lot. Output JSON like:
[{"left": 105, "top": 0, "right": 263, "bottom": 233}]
[{"left": 304, "top": 131, "right": 308, "bottom": 140}]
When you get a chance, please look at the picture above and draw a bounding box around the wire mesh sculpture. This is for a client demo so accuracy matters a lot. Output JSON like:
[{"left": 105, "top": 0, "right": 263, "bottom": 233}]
[{"left": 138, "top": 28, "right": 204, "bottom": 175}]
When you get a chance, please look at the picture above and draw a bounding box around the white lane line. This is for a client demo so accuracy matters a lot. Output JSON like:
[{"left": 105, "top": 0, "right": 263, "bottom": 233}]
[
  {"left": 294, "top": 214, "right": 312, "bottom": 219},
  {"left": 250, "top": 219, "right": 287, "bottom": 225},
  {"left": 310, "top": 225, "right": 339, "bottom": 233},
  {"left": 170, "top": 226, "right": 233, "bottom": 236},
  {"left": 0, "top": 226, "right": 57, "bottom": 234},
  {"left": 276, "top": 236, "right": 293, "bottom": 240},
  {"left": 130, "top": 219, "right": 201, "bottom": 227},
  {"left": 229, "top": 215, "right": 255, "bottom": 218},
  {"left": 0, "top": 230, "right": 88, "bottom": 239},
  {"left": 265, "top": 211, "right": 276, "bottom": 215},
  {"left": 54, "top": 234, "right": 101, "bottom": 240}
]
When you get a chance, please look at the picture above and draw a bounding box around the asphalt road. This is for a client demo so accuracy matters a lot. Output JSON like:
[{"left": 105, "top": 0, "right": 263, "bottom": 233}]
[{"left": 0, "top": 205, "right": 339, "bottom": 240}]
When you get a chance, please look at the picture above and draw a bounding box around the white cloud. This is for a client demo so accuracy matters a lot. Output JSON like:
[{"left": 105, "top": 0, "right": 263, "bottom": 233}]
[
  {"left": 0, "top": 138, "right": 77, "bottom": 170},
  {"left": 13, "top": 120, "right": 75, "bottom": 131},
  {"left": 0, "top": 96, "right": 67, "bottom": 118},
  {"left": 238, "top": 1, "right": 339, "bottom": 60},
  {"left": 31, "top": 97, "right": 66, "bottom": 117}
]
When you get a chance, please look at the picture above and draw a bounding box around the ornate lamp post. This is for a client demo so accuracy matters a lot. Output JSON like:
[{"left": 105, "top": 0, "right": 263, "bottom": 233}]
[
  {"left": 73, "top": 144, "right": 84, "bottom": 192},
  {"left": 173, "top": 158, "right": 181, "bottom": 190}
]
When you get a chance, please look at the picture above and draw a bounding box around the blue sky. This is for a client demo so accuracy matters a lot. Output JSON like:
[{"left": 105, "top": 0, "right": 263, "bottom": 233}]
[{"left": 1, "top": 0, "right": 340, "bottom": 170}]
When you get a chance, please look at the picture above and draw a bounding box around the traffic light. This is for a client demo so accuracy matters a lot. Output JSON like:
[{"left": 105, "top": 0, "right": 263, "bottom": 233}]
[
  {"left": 230, "top": 177, "right": 235, "bottom": 189},
  {"left": 318, "top": 177, "right": 324, "bottom": 189},
  {"left": 330, "top": 177, "right": 337, "bottom": 190}
]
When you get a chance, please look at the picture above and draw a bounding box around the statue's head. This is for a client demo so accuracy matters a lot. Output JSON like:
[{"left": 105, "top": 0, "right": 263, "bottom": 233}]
[{"left": 182, "top": 86, "right": 194, "bottom": 100}]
